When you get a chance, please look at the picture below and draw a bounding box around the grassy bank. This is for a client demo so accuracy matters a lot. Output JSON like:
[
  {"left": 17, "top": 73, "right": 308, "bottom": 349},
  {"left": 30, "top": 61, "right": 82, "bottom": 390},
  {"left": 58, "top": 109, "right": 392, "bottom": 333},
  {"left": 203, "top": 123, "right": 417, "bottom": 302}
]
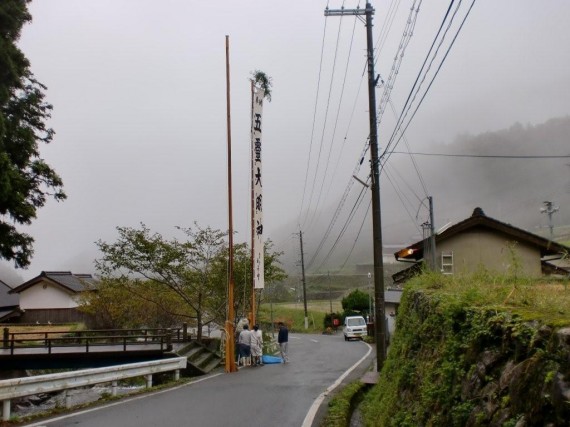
[
  {"left": 360, "top": 272, "right": 570, "bottom": 426},
  {"left": 414, "top": 271, "right": 570, "bottom": 326}
]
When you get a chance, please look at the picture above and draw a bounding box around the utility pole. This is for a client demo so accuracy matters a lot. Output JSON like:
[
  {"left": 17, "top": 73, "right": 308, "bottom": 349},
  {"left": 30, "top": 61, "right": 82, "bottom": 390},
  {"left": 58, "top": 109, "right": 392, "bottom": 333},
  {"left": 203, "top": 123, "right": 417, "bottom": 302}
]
[
  {"left": 325, "top": 2, "right": 387, "bottom": 371},
  {"left": 429, "top": 196, "right": 436, "bottom": 270},
  {"left": 299, "top": 230, "right": 309, "bottom": 329},
  {"left": 328, "top": 271, "right": 333, "bottom": 314},
  {"left": 367, "top": 272, "right": 372, "bottom": 321},
  {"left": 421, "top": 197, "right": 436, "bottom": 270},
  {"left": 541, "top": 201, "right": 559, "bottom": 240}
]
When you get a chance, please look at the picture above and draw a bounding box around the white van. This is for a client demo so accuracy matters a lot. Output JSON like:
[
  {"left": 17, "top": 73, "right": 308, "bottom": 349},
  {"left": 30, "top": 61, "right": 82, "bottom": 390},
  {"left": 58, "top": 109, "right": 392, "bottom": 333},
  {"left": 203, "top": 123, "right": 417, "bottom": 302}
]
[{"left": 343, "top": 316, "right": 367, "bottom": 341}]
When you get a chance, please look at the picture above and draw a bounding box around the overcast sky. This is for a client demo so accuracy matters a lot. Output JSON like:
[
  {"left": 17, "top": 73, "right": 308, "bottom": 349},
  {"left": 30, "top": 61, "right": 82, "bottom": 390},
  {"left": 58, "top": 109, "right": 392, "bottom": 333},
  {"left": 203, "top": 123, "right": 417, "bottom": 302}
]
[{"left": 5, "top": 0, "right": 570, "bottom": 281}]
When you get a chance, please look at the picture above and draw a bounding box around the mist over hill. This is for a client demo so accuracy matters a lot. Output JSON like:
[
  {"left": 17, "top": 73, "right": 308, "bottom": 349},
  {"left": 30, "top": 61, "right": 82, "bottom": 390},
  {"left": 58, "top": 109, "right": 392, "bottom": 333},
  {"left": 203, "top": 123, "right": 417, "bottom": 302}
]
[
  {"left": 276, "top": 116, "right": 570, "bottom": 274},
  {"left": 1, "top": 117, "right": 568, "bottom": 284}
]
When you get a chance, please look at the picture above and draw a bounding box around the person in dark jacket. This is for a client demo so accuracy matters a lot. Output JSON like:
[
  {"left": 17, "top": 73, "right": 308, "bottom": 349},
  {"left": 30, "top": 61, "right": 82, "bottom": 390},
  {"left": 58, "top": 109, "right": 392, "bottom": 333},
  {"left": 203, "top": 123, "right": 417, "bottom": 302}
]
[{"left": 277, "top": 322, "right": 289, "bottom": 363}]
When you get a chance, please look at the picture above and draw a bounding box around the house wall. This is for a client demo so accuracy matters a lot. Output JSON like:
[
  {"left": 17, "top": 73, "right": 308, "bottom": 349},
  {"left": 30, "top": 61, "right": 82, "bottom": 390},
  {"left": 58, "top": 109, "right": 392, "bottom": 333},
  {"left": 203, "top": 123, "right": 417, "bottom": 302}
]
[
  {"left": 437, "top": 228, "right": 542, "bottom": 276},
  {"left": 19, "top": 281, "right": 79, "bottom": 309}
]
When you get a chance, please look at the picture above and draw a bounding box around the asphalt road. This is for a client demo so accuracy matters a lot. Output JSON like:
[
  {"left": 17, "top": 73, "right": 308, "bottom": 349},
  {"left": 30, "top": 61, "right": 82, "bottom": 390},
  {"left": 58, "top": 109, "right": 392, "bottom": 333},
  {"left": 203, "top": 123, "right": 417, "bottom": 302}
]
[{"left": 26, "top": 333, "right": 373, "bottom": 427}]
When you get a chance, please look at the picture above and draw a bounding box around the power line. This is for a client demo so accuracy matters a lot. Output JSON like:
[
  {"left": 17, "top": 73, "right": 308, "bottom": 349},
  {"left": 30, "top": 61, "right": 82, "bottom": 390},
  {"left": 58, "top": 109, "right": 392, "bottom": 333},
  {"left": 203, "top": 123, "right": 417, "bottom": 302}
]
[
  {"left": 308, "top": 10, "right": 360, "bottom": 229},
  {"left": 384, "top": 0, "right": 457, "bottom": 143},
  {"left": 376, "top": 0, "right": 423, "bottom": 126},
  {"left": 382, "top": 0, "right": 463, "bottom": 158},
  {"left": 388, "top": 152, "right": 570, "bottom": 159},
  {"left": 336, "top": 198, "right": 372, "bottom": 272},
  {"left": 305, "top": 139, "right": 370, "bottom": 270},
  {"left": 387, "top": 97, "right": 429, "bottom": 197},
  {"left": 382, "top": 0, "right": 478, "bottom": 164},
  {"left": 312, "top": 178, "right": 369, "bottom": 271},
  {"left": 298, "top": 0, "right": 331, "bottom": 228}
]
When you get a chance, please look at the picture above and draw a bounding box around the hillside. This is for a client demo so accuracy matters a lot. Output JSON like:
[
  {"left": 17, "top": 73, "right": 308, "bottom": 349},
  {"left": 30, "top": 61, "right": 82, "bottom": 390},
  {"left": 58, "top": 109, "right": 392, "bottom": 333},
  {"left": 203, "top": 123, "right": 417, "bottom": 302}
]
[{"left": 274, "top": 116, "right": 570, "bottom": 273}]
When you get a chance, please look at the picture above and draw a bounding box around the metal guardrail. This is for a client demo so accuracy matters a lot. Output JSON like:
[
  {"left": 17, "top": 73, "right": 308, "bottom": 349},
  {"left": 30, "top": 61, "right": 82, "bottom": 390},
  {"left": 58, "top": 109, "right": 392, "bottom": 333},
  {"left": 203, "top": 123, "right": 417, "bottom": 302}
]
[{"left": 0, "top": 356, "right": 187, "bottom": 421}]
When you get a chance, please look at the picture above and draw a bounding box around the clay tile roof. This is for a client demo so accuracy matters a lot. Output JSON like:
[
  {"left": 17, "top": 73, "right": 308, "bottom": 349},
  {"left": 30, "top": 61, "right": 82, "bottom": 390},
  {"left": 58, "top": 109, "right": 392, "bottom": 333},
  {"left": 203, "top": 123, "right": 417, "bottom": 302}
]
[
  {"left": 10, "top": 271, "right": 97, "bottom": 294},
  {"left": 394, "top": 207, "right": 570, "bottom": 262}
]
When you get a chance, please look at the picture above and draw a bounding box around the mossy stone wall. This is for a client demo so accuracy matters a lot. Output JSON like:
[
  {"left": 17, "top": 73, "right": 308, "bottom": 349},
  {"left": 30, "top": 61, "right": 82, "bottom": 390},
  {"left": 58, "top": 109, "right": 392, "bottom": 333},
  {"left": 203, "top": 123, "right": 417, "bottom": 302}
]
[{"left": 361, "top": 289, "right": 570, "bottom": 426}]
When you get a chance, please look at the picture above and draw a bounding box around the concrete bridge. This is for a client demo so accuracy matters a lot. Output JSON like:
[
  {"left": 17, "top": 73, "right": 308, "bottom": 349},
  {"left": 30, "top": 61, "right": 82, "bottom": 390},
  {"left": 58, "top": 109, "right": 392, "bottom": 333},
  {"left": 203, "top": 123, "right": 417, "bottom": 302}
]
[{"left": 0, "top": 327, "right": 221, "bottom": 372}]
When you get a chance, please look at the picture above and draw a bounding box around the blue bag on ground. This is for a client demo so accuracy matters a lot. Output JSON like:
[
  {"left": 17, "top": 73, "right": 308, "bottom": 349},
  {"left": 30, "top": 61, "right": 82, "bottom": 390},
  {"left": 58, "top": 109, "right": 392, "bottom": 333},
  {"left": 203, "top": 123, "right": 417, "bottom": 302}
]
[{"left": 262, "top": 355, "right": 283, "bottom": 364}]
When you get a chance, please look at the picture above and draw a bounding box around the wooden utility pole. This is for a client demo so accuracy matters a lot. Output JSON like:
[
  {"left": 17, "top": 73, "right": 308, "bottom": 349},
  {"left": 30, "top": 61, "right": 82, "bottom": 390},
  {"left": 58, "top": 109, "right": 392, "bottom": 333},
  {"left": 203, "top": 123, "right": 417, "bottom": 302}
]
[
  {"left": 224, "top": 35, "right": 237, "bottom": 373},
  {"left": 428, "top": 196, "right": 436, "bottom": 270},
  {"left": 299, "top": 231, "right": 308, "bottom": 329},
  {"left": 325, "top": 2, "right": 387, "bottom": 371},
  {"left": 328, "top": 272, "right": 333, "bottom": 314}
]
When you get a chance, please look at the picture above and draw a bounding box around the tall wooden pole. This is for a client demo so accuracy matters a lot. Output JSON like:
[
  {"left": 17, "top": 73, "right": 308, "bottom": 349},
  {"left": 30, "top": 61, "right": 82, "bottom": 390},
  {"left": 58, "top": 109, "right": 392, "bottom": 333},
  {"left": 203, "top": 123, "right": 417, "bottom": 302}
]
[
  {"left": 225, "top": 35, "right": 237, "bottom": 373},
  {"left": 250, "top": 80, "right": 256, "bottom": 329}
]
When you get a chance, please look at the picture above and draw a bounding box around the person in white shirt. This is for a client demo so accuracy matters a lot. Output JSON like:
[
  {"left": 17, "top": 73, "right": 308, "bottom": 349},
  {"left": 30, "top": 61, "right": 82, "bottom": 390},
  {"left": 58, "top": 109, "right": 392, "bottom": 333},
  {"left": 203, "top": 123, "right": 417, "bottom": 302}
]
[{"left": 250, "top": 324, "right": 263, "bottom": 366}]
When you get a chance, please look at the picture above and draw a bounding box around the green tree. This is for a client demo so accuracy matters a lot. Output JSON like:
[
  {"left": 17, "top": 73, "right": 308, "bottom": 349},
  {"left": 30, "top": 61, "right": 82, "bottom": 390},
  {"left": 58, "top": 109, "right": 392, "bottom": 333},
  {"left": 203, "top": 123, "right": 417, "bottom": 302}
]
[
  {"left": 95, "top": 223, "right": 226, "bottom": 341},
  {"left": 341, "top": 289, "right": 369, "bottom": 314},
  {"left": 79, "top": 277, "right": 192, "bottom": 329},
  {"left": 209, "top": 239, "right": 287, "bottom": 325},
  {"left": 94, "top": 224, "right": 287, "bottom": 338},
  {"left": 0, "top": 0, "right": 66, "bottom": 268}
]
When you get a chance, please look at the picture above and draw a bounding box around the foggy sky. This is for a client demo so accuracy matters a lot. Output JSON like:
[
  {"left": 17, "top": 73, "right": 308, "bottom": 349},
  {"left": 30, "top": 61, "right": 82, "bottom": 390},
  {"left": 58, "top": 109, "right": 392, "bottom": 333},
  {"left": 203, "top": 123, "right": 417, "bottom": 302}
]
[{"left": 4, "top": 0, "right": 570, "bottom": 281}]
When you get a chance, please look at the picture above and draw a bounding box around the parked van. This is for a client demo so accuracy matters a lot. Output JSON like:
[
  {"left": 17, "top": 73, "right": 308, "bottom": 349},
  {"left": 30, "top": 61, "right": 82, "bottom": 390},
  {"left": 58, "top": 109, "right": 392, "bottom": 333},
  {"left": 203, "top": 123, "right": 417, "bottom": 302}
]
[{"left": 343, "top": 315, "right": 367, "bottom": 341}]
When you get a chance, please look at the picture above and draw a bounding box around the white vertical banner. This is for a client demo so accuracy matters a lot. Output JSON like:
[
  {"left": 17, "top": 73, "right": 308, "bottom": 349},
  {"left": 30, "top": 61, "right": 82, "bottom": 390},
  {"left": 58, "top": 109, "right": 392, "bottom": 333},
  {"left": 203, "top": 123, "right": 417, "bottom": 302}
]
[{"left": 252, "top": 87, "right": 265, "bottom": 289}]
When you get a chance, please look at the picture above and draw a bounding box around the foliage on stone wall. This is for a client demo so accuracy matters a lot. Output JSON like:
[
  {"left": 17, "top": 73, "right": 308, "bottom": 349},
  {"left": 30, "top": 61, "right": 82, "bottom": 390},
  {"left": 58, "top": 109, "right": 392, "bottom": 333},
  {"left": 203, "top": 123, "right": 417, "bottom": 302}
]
[{"left": 360, "top": 274, "right": 570, "bottom": 426}]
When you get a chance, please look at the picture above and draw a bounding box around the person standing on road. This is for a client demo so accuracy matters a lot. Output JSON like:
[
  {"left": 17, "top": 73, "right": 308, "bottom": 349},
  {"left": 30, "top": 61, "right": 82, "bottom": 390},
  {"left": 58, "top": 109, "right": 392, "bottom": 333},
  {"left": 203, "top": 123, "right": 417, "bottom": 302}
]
[
  {"left": 250, "top": 324, "right": 263, "bottom": 366},
  {"left": 238, "top": 324, "right": 252, "bottom": 365},
  {"left": 278, "top": 322, "right": 289, "bottom": 363}
]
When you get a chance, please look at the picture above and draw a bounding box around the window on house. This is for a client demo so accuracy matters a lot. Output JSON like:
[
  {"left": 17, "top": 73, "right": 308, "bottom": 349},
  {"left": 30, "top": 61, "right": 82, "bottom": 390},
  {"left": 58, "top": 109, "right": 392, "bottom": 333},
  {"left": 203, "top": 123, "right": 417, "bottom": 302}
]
[{"left": 441, "top": 251, "right": 453, "bottom": 275}]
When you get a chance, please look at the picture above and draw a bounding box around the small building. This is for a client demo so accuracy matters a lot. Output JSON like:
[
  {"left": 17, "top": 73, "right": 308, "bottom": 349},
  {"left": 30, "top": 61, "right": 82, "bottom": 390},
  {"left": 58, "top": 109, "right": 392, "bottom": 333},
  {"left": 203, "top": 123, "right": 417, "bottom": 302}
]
[
  {"left": 393, "top": 207, "right": 570, "bottom": 284},
  {"left": 0, "top": 279, "right": 21, "bottom": 323},
  {"left": 9, "top": 271, "right": 97, "bottom": 324},
  {"left": 385, "top": 289, "right": 402, "bottom": 339}
]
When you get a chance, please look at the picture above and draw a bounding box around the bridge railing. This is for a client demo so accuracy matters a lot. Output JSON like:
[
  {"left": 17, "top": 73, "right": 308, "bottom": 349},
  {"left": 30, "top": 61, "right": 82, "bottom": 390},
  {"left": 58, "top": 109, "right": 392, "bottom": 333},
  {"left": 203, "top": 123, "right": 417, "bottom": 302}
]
[
  {"left": 3, "top": 333, "right": 173, "bottom": 355},
  {"left": 0, "top": 356, "right": 187, "bottom": 421},
  {"left": 2, "top": 325, "right": 193, "bottom": 353}
]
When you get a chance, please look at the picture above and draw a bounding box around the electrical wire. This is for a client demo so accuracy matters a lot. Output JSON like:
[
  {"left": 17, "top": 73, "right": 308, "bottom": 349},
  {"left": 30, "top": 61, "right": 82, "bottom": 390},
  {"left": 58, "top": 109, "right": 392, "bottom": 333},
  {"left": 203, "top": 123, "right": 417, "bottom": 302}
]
[
  {"left": 317, "top": 13, "right": 361, "bottom": 216},
  {"left": 388, "top": 152, "right": 570, "bottom": 159},
  {"left": 377, "top": 0, "right": 423, "bottom": 126},
  {"left": 383, "top": 0, "right": 457, "bottom": 146},
  {"left": 311, "top": 177, "right": 369, "bottom": 271},
  {"left": 308, "top": 10, "right": 360, "bottom": 229},
  {"left": 382, "top": 0, "right": 478, "bottom": 165},
  {"left": 305, "top": 140, "right": 370, "bottom": 270},
  {"left": 336, "top": 198, "right": 372, "bottom": 272},
  {"left": 298, "top": 0, "right": 331, "bottom": 228}
]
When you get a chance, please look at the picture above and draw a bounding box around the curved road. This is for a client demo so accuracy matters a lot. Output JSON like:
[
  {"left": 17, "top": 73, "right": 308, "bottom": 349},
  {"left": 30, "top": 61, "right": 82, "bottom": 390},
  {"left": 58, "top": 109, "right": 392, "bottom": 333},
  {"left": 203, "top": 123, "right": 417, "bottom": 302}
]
[{"left": 26, "top": 333, "right": 373, "bottom": 427}]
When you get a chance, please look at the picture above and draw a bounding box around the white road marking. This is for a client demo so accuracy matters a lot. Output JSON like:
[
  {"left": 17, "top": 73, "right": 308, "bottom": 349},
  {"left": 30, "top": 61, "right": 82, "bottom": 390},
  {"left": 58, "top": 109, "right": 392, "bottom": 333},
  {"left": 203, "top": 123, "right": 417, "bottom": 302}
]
[
  {"left": 310, "top": 339, "right": 319, "bottom": 343},
  {"left": 24, "top": 372, "right": 224, "bottom": 426},
  {"left": 301, "top": 341, "right": 372, "bottom": 427}
]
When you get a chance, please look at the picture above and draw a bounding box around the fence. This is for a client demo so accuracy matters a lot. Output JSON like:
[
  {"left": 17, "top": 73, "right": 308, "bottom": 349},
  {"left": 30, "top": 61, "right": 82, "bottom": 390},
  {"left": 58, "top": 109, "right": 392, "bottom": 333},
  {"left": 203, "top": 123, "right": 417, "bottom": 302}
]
[
  {"left": 2, "top": 326, "right": 194, "bottom": 354},
  {"left": 0, "top": 356, "right": 187, "bottom": 421}
]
